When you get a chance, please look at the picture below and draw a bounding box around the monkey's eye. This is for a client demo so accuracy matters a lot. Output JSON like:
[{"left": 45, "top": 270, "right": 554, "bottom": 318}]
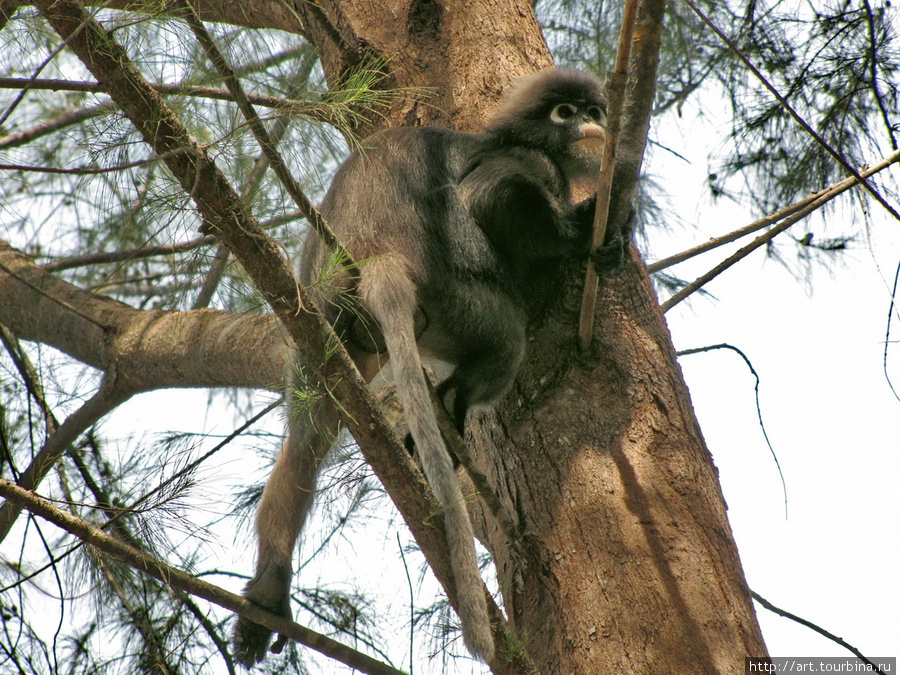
[
  {"left": 587, "top": 106, "right": 606, "bottom": 123},
  {"left": 550, "top": 103, "right": 577, "bottom": 123}
]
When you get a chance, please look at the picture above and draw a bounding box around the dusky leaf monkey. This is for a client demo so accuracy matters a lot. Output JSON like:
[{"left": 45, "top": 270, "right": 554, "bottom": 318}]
[{"left": 234, "top": 68, "right": 621, "bottom": 667}]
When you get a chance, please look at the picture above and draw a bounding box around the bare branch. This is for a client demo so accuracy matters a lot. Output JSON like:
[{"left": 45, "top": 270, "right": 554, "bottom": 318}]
[
  {"left": 42, "top": 235, "right": 216, "bottom": 272},
  {"left": 0, "top": 479, "right": 407, "bottom": 675},
  {"left": 0, "top": 241, "right": 290, "bottom": 390},
  {"left": 649, "top": 148, "right": 900, "bottom": 274},
  {"left": 578, "top": 0, "right": 640, "bottom": 352},
  {"left": 751, "top": 591, "right": 886, "bottom": 675},
  {"left": 4, "top": 0, "right": 308, "bottom": 33},
  {"left": 657, "top": 148, "right": 900, "bottom": 310},
  {"left": 0, "top": 99, "right": 115, "bottom": 150}
]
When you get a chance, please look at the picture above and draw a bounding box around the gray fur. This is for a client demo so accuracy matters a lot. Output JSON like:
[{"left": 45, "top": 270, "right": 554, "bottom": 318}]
[{"left": 234, "top": 68, "right": 609, "bottom": 667}]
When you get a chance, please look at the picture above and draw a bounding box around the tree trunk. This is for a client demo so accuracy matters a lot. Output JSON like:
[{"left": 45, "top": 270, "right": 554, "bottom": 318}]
[
  {"left": 295, "top": 1, "right": 768, "bottom": 672},
  {"left": 476, "top": 257, "right": 768, "bottom": 673}
]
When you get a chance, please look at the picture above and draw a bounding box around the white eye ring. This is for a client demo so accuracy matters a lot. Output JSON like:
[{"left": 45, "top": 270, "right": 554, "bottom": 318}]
[
  {"left": 550, "top": 103, "right": 577, "bottom": 123},
  {"left": 587, "top": 105, "right": 606, "bottom": 124}
]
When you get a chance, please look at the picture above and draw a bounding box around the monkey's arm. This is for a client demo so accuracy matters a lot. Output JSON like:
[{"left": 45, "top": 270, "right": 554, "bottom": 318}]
[{"left": 459, "top": 150, "right": 592, "bottom": 262}]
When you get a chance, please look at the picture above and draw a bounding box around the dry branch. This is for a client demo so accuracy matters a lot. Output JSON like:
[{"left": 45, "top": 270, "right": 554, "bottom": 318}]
[
  {"left": 649, "top": 147, "right": 900, "bottom": 275},
  {"left": 658, "top": 148, "right": 900, "bottom": 311},
  {"left": 0, "top": 479, "right": 406, "bottom": 675},
  {"left": 578, "top": 0, "right": 639, "bottom": 352}
]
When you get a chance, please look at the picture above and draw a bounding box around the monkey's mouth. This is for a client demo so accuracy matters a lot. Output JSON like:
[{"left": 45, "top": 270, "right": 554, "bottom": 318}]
[{"left": 574, "top": 126, "right": 606, "bottom": 156}]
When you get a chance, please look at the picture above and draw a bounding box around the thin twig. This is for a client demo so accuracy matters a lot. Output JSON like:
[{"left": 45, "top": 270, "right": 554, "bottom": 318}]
[
  {"left": 661, "top": 195, "right": 824, "bottom": 312},
  {"left": 0, "top": 77, "right": 343, "bottom": 116},
  {"left": 0, "top": 385, "right": 133, "bottom": 542},
  {"left": 0, "top": 153, "right": 174, "bottom": 174},
  {"left": 677, "top": 343, "right": 786, "bottom": 517},
  {"left": 751, "top": 591, "right": 887, "bottom": 675},
  {"left": 41, "top": 235, "right": 216, "bottom": 271},
  {"left": 648, "top": 148, "right": 900, "bottom": 275},
  {"left": 0, "top": 45, "right": 313, "bottom": 151},
  {"left": 578, "top": 0, "right": 640, "bottom": 352},
  {"left": 883, "top": 260, "right": 900, "bottom": 402},
  {"left": 178, "top": 3, "right": 344, "bottom": 255},
  {"left": 193, "top": 53, "right": 318, "bottom": 309},
  {"left": 684, "top": 0, "right": 900, "bottom": 223},
  {"left": 40, "top": 206, "right": 306, "bottom": 272},
  {"left": 0, "top": 101, "right": 115, "bottom": 150}
]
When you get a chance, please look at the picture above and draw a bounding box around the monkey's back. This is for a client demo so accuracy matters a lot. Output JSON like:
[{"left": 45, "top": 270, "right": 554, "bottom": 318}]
[
  {"left": 315, "top": 128, "right": 492, "bottom": 269},
  {"left": 301, "top": 125, "right": 527, "bottom": 370},
  {"left": 304, "top": 129, "right": 506, "bottom": 288}
]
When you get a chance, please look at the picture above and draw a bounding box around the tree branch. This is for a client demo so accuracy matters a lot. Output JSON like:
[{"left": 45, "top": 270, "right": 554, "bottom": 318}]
[
  {"left": 658, "top": 148, "right": 900, "bottom": 311},
  {"left": 648, "top": 147, "right": 900, "bottom": 275},
  {"left": 0, "top": 241, "right": 290, "bottom": 391},
  {"left": 607, "top": 0, "right": 667, "bottom": 235},
  {"left": 0, "top": 76, "right": 359, "bottom": 151},
  {"left": 0, "top": 479, "right": 407, "bottom": 675},
  {"left": 0, "top": 238, "right": 291, "bottom": 536},
  {"left": 0, "top": 98, "right": 115, "bottom": 150},
  {"left": 0, "top": 385, "right": 131, "bottom": 541},
  {"left": 578, "top": 0, "right": 640, "bottom": 351},
  {"left": 42, "top": 235, "right": 216, "bottom": 272},
  {"left": 751, "top": 591, "right": 887, "bottom": 675},
  {"left": 178, "top": 3, "right": 343, "bottom": 253},
  {"left": 9, "top": 0, "right": 308, "bottom": 33}
]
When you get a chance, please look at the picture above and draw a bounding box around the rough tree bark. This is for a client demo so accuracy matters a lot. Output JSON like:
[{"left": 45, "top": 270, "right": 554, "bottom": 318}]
[
  {"left": 0, "top": 0, "right": 769, "bottom": 672},
  {"left": 275, "top": 0, "right": 770, "bottom": 672}
]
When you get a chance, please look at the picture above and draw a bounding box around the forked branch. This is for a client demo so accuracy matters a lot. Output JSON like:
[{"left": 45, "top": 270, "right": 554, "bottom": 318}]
[{"left": 658, "top": 148, "right": 900, "bottom": 311}]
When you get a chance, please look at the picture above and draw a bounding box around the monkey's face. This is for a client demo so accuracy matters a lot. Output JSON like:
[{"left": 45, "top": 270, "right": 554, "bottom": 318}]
[
  {"left": 546, "top": 100, "right": 607, "bottom": 189},
  {"left": 550, "top": 101, "right": 607, "bottom": 161},
  {"left": 486, "top": 69, "right": 608, "bottom": 186}
]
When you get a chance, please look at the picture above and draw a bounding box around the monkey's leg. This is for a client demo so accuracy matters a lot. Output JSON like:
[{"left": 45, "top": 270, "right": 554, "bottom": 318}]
[
  {"left": 233, "top": 385, "right": 340, "bottom": 667},
  {"left": 234, "top": 343, "right": 383, "bottom": 667},
  {"left": 431, "top": 288, "right": 527, "bottom": 430}
]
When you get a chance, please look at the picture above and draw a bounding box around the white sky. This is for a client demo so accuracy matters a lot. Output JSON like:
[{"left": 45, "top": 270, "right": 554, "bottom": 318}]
[{"left": 651, "top": 97, "right": 900, "bottom": 660}]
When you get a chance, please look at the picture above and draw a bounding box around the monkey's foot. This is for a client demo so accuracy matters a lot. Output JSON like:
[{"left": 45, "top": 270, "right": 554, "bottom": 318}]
[{"left": 233, "top": 560, "right": 293, "bottom": 668}]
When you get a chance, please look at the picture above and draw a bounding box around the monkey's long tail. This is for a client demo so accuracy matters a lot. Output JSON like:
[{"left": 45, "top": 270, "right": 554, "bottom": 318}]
[{"left": 359, "top": 257, "right": 495, "bottom": 663}]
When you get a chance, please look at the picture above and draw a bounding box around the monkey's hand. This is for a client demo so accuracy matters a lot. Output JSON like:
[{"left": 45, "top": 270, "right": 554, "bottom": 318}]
[
  {"left": 233, "top": 559, "right": 293, "bottom": 667},
  {"left": 590, "top": 206, "right": 634, "bottom": 273}
]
